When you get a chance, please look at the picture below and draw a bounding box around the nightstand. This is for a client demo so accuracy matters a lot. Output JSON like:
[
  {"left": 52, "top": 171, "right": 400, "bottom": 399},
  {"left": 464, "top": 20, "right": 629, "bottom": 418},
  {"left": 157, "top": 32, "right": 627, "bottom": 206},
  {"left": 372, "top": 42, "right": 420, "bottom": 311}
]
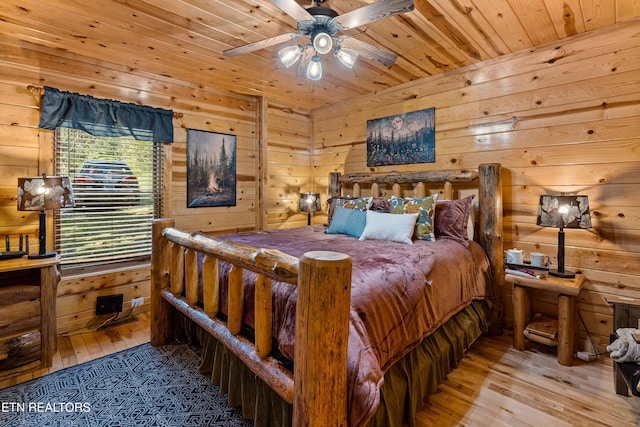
[
  {"left": 505, "top": 273, "right": 584, "bottom": 366},
  {"left": 0, "top": 256, "right": 60, "bottom": 380}
]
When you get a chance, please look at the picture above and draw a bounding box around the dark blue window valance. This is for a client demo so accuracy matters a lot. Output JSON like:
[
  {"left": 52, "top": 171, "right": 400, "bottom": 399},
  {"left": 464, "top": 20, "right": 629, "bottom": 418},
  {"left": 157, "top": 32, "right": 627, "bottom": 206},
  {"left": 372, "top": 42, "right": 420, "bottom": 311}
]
[{"left": 38, "top": 86, "right": 174, "bottom": 143}]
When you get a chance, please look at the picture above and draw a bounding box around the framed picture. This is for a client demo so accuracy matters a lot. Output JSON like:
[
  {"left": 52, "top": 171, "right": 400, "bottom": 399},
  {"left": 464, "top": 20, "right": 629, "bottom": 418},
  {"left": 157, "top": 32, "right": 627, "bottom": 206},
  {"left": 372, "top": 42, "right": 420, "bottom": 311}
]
[
  {"left": 366, "top": 107, "right": 435, "bottom": 167},
  {"left": 187, "top": 129, "right": 236, "bottom": 208}
]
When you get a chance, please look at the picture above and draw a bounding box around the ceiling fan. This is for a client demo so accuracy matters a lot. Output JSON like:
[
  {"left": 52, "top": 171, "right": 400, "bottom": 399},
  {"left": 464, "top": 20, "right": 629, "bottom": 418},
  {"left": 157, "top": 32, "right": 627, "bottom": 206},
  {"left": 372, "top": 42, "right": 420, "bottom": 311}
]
[{"left": 223, "top": 0, "right": 415, "bottom": 80}]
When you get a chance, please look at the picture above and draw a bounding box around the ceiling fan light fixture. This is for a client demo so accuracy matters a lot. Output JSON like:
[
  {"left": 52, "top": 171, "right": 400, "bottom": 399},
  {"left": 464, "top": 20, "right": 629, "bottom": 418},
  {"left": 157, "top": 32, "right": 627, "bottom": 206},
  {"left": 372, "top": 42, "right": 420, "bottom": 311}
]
[
  {"left": 312, "top": 32, "right": 333, "bottom": 55},
  {"left": 278, "top": 44, "right": 304, "bottom": 68},
  {"left": 335, "top": 47, "right": 358, "bottom": 68},
  {"left": 306, "top": 55, "right": 323, "bottom": 81}
]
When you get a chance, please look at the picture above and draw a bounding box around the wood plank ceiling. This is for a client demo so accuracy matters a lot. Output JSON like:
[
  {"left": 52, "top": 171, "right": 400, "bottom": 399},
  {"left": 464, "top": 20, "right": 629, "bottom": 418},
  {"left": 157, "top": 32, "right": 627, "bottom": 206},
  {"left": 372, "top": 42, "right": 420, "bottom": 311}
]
[{"left": 0, "top": 0, "right": 637, "bottom": 110}]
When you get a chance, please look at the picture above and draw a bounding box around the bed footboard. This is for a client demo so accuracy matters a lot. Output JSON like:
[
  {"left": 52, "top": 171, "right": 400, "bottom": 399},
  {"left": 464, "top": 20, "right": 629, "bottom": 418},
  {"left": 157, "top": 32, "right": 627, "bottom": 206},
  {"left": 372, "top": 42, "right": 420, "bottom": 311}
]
[{"left": 150, "top": 219, "right": 352, "bottom": 427}]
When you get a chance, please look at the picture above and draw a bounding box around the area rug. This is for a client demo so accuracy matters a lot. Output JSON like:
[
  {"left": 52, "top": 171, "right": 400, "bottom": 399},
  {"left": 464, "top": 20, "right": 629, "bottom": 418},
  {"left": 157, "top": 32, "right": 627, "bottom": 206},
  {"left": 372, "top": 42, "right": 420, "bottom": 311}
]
[{"left": 0, "top": 343, "right": 252, "bottom": 426}]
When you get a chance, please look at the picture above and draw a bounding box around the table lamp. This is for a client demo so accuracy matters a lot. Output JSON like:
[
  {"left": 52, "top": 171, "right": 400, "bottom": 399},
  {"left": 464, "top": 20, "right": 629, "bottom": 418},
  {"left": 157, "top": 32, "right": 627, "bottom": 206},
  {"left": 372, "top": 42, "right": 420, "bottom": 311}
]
[
  {"left": 299, "top": 192, "right": 321, "bottom": 226},
  {"left": 536, "top": 195, "right": 591, "bottom": 278},
  {"left": 17, "top": 173, "right": 75, "bottom": 259}
]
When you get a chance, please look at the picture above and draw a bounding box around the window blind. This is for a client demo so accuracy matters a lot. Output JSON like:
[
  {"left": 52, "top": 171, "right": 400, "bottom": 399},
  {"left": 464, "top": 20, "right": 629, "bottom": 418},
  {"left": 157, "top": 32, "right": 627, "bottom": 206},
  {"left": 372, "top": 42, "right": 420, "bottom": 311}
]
[{"left": 53, "top": 128, "right": 163, "bottom": 267}]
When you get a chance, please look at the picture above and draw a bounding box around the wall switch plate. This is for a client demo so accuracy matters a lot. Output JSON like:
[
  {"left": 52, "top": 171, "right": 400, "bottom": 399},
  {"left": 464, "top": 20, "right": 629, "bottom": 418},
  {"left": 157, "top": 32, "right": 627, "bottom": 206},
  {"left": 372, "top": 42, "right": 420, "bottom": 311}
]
[
  {"left": 96, "top": 294, "right": 124, "bottom": 315},
  {"left": 131, "top": 297, "right": 144, "bottom": 308}
]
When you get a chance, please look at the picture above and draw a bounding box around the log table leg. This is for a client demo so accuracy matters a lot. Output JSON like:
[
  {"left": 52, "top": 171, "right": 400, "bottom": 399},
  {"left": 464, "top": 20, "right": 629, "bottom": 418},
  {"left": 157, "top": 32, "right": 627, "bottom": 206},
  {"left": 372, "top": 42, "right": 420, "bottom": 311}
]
[
  {"left": 512, "top": 284, "right": 530, "bottom": 351},
  {"left": 557, "top": 294, "right": 575, "bottom": 366}
]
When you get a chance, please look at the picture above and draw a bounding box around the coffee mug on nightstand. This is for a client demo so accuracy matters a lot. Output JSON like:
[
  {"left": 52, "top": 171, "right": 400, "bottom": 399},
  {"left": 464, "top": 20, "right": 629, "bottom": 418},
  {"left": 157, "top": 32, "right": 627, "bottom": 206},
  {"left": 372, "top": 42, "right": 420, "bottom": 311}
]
[
  {"left": 505, "top": 249, "right": 524, "bottom": 265},
  {"left": 530, "top": 252, "right": 550, "bottom": 268}
]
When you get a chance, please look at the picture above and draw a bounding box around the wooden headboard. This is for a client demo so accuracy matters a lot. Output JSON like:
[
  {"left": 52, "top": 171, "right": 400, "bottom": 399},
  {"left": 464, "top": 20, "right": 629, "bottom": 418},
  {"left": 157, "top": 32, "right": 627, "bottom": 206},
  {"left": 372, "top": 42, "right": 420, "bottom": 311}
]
[{"left": 330, "top": 163, "right": 504, "bottom": 334}]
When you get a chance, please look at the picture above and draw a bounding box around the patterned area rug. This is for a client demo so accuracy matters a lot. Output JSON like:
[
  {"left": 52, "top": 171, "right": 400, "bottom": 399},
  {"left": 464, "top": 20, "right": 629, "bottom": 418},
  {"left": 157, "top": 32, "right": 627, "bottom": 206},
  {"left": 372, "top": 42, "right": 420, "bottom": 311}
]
[{"left": 0, "top": 343, "right": 252, "bottom": 426}]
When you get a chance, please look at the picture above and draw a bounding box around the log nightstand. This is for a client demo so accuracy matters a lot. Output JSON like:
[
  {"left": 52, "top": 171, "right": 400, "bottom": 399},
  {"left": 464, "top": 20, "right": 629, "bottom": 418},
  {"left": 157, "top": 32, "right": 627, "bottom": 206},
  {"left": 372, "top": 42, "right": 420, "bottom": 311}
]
[
  {"left": 0, "top": 256, "right": 60, "bottom": 380},
  {"left": 506, "top": 273, "right": 584, "bottom": 366}
]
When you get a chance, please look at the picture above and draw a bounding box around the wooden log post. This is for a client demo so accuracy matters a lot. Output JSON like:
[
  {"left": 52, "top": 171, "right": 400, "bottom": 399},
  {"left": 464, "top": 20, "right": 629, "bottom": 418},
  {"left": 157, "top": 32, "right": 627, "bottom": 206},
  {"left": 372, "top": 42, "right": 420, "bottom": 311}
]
[
  {"left": 478, "top": 163, "right": 504, "bottom": 335},
  {"left": 151, "top": 218, "right": 175, "bottom": 346},
  {"left": 202, "top": 255, "right": 219, "bottom": 318},
  {"left": 443, "top": 181, "right": 453, "bottom": 200},
  {"left": 557, "top": 295, "right": 575, "bottom": 366},
  {"left": 392, "top": 182, "right": 401, "bottom": 197},
  {"left": 329, "top": 172, "right": 342, "bottom": 198},
  {"left": 254, "top": 274, "right": 273, "bottom": 358},
  {"left": 227, "top": 265, "right": 244, "bottom": 336},
  {"left": 371, "top": 182, "right": 380, "bottom": 197},
  {"left": 40, "top": 262, "right": 59, "bottom": 367},
  {"left": 293, "top": 251, "right": 352, "bottom": 427},
  {"left": 185, "top": 249, "right": 198, "bottom": 305},
  {"left": 170, "top": 243, "right": 184, "bottom": 296}
]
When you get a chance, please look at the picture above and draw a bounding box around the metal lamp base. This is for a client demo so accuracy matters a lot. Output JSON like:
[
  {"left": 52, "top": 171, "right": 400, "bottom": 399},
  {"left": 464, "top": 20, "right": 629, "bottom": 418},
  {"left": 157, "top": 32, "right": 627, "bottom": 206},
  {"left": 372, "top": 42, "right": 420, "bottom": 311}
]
[
  {"left": 28, "top": 251, "right": 57, "bottom": 259},
  {"left": 549, "top": 269, "right": 576, "bottom": 279}
]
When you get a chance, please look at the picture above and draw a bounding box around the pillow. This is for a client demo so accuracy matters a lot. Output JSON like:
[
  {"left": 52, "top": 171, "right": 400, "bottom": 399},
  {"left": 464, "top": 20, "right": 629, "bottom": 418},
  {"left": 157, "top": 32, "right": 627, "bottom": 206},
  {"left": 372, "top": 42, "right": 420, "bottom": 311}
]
[
  {"left": 359, "top": 210, "right": 419, "bottom": 244},
  {"left": 325, "top": 206, "right": 367, "bottom": 238},
  {"left": 391, "top": 194, "right": 438, "bottom": 241},
  {"left": 435, "top": 195, "right": 475, "bottom": 247},
  {"left": 327, "top": 196, "right": 373, "bottom": 224},
  {"left": 369, "top": 197, "right": 391, "bottom": 213}
]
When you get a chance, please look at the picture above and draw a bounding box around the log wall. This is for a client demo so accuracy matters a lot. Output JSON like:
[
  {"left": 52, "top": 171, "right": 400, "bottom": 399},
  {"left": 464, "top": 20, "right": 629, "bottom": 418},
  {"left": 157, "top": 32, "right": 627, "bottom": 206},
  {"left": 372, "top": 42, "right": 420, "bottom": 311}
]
[
  {"left": 311, "top": 19, "right": 640, "bottom": 353},
  {"left": 0, "top": 36, "right": 308, "bottom": 332}
]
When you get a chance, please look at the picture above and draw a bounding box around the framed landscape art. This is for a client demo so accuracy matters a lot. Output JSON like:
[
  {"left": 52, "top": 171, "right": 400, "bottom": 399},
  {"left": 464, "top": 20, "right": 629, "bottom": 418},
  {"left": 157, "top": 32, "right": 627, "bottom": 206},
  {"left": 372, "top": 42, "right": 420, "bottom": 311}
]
[
  {"left": 186, "top": 129, "right": 236, "bottom": 208},
  {"left": 366, "top": 107, "right": 435, "bottom": 167}
]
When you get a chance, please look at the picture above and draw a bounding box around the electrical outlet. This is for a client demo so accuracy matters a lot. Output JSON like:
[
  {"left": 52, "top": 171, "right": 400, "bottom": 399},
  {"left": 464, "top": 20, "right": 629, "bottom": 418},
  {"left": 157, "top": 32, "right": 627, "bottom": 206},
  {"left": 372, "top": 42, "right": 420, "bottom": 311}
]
[
  {"left": 96, "top": 294, "right": 124, "bottom": 315},
  {"left": 131, "top": 297, "right": 144, "bottom": 308}
]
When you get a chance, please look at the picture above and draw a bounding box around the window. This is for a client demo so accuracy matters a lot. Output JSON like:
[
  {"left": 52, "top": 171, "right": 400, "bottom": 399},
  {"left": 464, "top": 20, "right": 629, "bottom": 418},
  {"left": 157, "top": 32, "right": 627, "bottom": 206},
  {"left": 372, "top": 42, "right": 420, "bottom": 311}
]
[{"left": 53, "top": 128, "right": 163, "bottom": 267}]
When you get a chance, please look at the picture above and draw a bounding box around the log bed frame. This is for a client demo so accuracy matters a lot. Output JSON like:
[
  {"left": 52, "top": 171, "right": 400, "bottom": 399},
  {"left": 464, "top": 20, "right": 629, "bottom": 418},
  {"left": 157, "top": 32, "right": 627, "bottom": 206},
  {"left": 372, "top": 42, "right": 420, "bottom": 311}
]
[{"left": 150, "top": 163, "right": 503, "bottom": 427}]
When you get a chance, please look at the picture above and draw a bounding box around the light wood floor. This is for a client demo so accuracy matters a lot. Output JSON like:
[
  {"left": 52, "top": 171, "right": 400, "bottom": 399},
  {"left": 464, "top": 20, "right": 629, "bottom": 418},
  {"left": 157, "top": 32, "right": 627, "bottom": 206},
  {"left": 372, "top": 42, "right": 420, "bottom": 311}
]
[{"left": 1, "top": 313, "right": 639, "bottom": 426}]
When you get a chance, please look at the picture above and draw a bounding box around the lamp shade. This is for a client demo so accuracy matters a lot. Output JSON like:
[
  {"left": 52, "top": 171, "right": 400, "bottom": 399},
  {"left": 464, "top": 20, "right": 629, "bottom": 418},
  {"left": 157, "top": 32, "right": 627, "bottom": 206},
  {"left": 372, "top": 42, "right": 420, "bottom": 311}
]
[
  {"left": 536, "top": 194, "right": 590, "bottom": 278},
  {"left": 335, "top": 47, "right": 358, "bottom": 68},
  {"left": 312, "top": 32, "right": 333, "bottom": 55},
  {"left": 17, "top": 175, "right": 75, "bottom": 211},
  {"left": 306, "top": 55, "right": 322, "bottom": 81},
  {"left": 536, "top": 195, "right": 591, "bottom": 229},
  {"left": 278, "top": 45, "right": 304, "bottom": 68},
  {"left": 299, "top": 192, "right": 321, "bottom": 213}
]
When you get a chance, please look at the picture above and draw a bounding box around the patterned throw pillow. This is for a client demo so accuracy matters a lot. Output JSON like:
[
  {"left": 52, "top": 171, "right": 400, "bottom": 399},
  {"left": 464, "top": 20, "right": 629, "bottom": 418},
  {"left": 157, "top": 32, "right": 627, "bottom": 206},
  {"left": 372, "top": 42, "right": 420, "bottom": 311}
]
[
  {"left": 391, "top": 194, "right": 438, "bottom": 241},
  {"left": 337, "top": 197, "right": 372, "bottom": 211},
  {"left": 327, "top": 197, "right": 373, "bottom": 224}
]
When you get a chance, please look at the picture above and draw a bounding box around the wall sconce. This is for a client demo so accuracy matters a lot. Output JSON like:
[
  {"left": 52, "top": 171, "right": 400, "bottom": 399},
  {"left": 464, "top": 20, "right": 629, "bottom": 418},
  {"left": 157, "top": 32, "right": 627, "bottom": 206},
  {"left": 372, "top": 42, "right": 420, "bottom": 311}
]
[
  {"left": 17, "top": 173, "right": 75, "bottom": 259},
  {"left": 536, "top": 195, "right": 591, "bottom": 278},
  {"left": 299, "top": 192, "right": 321, "bottom": 226}
]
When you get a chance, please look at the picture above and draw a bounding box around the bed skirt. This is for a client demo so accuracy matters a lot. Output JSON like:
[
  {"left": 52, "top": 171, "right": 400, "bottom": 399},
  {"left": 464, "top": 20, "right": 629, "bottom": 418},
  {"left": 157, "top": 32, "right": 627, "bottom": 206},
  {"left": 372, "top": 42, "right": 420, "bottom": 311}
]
[{"left": 175, "top": 299, "right": 490, "bottom": 427}]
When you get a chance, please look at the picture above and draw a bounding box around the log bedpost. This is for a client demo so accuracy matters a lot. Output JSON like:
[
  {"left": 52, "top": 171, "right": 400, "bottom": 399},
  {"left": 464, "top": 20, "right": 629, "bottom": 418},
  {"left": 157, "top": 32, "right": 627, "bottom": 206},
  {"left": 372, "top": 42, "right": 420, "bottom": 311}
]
[
  {"left": 151, "top": 218, "right": 175, "bottom": 346},
  {"left": 329, "top": 172, "right": 342, "bottom": 198},
  {"left": 293, "top": 251, "right": 352, "bottom": 427},
  {"left": 478, "top": 163, "right": 504, "bottom": 335}
]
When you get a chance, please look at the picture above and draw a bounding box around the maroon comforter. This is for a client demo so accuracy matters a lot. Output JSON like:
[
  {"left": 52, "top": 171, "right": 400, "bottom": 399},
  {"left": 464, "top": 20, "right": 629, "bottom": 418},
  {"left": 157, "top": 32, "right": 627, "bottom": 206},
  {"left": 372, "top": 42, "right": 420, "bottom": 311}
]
[{"left": 210, "top": 225, "right": 493, "bottom": 426}]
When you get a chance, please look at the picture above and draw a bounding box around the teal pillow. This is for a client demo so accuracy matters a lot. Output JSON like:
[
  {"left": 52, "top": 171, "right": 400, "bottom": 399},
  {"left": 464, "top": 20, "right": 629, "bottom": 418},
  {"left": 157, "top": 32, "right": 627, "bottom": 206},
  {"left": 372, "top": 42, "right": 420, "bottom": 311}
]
[{"left": 325, "top": 206, "right": 367, "bottom": 238}]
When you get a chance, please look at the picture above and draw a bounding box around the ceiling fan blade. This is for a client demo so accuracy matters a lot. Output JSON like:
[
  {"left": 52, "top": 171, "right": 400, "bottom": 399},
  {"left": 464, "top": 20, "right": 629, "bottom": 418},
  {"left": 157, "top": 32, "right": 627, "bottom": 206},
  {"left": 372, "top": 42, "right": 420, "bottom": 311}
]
[
  {"left": 339, "top": 36, "right": 398, "bottom": 67},
  {"left": 271, "top": 0, "right": 314, "bottom": 22},
  {"left": 223, "top": 33, "right": 301, "bottom": 57},
  {"left": 332, "top": 0, "right": 414, "bottom": 31}
]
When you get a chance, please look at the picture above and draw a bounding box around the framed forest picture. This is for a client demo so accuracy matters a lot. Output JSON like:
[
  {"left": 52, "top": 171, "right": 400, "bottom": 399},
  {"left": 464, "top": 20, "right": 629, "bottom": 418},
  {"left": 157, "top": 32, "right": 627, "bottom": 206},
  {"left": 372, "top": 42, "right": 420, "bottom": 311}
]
[
  {"left": 366, "top": 107, "right": 435, "bottom": 167},
  {"left": 186, "top": 129, "right": 236, "bottom": 208}
]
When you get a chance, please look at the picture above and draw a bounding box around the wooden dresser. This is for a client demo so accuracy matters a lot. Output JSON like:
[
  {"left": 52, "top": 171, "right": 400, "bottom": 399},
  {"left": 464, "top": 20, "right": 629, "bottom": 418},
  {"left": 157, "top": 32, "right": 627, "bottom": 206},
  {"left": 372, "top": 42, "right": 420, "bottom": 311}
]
[{"left": 0, "top": 256, "right": 60, "bottom": 380}]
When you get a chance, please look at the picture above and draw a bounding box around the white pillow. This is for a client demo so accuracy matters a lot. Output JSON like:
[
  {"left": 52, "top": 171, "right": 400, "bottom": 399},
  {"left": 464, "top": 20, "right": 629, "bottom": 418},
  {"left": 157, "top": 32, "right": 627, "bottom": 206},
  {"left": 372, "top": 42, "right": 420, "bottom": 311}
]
[{"left": 359, "top": 210, "right": 419, "bottom": 244}]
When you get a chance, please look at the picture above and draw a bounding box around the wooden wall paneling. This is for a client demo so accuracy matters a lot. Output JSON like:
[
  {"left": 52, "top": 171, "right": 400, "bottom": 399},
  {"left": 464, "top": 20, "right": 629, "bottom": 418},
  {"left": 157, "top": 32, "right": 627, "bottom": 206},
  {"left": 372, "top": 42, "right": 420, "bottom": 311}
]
[
  {"left": 311, "top": 21, "right": 640, "bottom": 354},
  {"left": 265, "top": 100, "right": 312, "bottom": 229},
  {"left": 0, "top": 34, "right": 271, "bottom": 334},
  {"left": 257, "top": 96, "right": 268, "bottom": 230}
]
